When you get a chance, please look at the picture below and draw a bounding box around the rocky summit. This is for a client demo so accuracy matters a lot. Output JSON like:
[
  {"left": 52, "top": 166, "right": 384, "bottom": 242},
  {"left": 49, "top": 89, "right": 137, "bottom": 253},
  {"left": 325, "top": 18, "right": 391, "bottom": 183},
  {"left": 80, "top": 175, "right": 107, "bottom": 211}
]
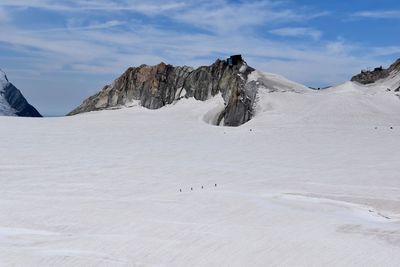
[
  {"left": 68, "top": 55, "right": 256, "bottom": 126},
  {"left": 351, "top": 58, "right": 400, "bottom": 85},
  {"left": 0, "top": 69, "right": 42, "bottom": 117}
]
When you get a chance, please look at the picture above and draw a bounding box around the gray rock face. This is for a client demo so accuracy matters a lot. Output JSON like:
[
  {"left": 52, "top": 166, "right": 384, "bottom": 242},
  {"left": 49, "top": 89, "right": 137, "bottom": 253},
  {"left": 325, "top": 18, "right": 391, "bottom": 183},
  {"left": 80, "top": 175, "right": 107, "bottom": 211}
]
[
  {"left": 68, "top": 56, "right": 257, "bottom": 126},
  {"left": 4, "top": 84, "right": 42, "bottom": 117},
  {"left": 351, "top": 58, "right": 400, "bottom": 84},
  {"left": 0, "top": 69, "right": 42, "bottom": 117}
]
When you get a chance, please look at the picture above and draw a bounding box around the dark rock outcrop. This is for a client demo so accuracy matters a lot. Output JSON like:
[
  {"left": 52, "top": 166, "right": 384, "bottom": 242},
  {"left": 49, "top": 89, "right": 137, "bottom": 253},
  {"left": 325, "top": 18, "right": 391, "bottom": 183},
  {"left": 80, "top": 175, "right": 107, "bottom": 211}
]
[
  {"left": 3, "top": 83, "right": 42, "bottom": 117},
  {"left": 351, "top": 58, "right": 400, "bottom": 84},
  {"left": 68, "top": 56, "right": 256, "bottom": 126},
  {"left": 0, "top": 70, "right": 42, "bottom": 117}
]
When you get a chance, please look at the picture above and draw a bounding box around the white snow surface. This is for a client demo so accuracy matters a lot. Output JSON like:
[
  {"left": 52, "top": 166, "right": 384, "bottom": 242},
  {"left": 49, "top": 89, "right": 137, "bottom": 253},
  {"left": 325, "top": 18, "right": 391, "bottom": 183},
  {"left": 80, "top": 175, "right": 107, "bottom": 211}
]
[{"left": 1, "top": 71, "right": 400, "bottom": 266}]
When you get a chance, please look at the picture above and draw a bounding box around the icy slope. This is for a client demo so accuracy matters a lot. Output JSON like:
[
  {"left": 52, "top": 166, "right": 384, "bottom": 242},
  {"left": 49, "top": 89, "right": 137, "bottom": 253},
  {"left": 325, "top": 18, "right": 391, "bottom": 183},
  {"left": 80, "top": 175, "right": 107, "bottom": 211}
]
[
  {"left": 1, "top": 74, "right": 400, "bottom": 266},
  {"left": 247, "top": 70, "right": 310, "bottom": 94}
]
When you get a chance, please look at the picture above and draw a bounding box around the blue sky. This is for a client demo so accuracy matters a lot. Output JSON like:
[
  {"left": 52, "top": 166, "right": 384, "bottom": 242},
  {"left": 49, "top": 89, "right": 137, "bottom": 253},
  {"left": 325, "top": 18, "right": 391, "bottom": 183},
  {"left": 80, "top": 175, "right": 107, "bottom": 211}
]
[{"left": 0, "top": 0, "right": 399, "bottom": 115}]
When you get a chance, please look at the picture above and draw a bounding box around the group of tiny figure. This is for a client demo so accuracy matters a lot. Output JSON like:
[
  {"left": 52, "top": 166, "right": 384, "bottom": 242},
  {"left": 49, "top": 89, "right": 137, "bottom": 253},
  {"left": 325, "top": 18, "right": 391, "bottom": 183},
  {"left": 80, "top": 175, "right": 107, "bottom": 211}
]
[
  {"left": 374, "top": 127, "right": 395, "bottom": 129},
  {"left": 179, "top": 184, "right": 217, "bottom": 192}
]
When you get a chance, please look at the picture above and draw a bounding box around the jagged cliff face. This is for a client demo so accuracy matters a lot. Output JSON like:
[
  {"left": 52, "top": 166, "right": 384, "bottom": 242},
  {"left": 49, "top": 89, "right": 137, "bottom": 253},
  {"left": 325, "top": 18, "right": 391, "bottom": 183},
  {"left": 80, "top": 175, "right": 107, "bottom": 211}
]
[
  {"left": 351, "top": 58, "right": 400, "bottom": 85},
  {"left": 0, "top": 69, "right": 42, "bottom": 117},
  {"left": 68, "top": 57, "right": 256, "bottom": 126}
]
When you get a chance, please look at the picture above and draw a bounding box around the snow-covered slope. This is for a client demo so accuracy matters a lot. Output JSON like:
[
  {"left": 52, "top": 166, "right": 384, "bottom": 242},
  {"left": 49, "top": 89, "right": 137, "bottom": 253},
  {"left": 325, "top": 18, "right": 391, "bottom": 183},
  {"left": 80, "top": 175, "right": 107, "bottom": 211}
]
[
  {"left": 248, "top": 70, "right": 310, "bottom": 93},
  {"left": 248, "top": 69, "right": 400, "bottom": 126},
  {"left": 0, "top": 69, "right": 42, "bottom": 117},
  {"left": 367, "top": 64, "right": 400, "bottom": 95},
  {"left": 1, "top": 69, "right": 400, "bottom": 266}
]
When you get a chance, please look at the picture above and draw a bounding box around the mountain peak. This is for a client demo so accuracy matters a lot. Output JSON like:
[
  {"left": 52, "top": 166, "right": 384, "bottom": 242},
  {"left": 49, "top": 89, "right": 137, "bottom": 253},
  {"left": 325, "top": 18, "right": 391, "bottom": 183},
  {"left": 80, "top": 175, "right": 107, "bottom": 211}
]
[
  {"left": 68, "top": 55, "right": 256, "bottom": 126},
  {"left": 0, "top": 69, "right": 9, "bottom": 90},
  {"left": 0, "top": 68, "right": 42, "bottom": 117},
  {"left": 351, "top": 58, "right": 400, "bottom": 85}
]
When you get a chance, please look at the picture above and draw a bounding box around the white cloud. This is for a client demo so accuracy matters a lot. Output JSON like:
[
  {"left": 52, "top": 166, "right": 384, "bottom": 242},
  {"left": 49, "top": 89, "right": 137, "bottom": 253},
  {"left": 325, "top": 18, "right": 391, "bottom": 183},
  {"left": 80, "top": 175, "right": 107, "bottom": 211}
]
[
  {"left": 269, "top": 27, "right": 322, "bottom": 40},
  {"left": 353, "top": 10, "right": 400, "bottom": 19},
  {"left": 0, "top": 0, "right": 328, "bottom": 31},
  {"left": 172, "top": 1, "right": 329, "bottom": 33},
  {"left": 0, "top": 0, "right": 72, "bottom": 11},
  {"left": 0, "top": 0, "right": 186, "bottom": 15},
  {"left": 66, "top": 20, "right": 126, "bottom": 31}
]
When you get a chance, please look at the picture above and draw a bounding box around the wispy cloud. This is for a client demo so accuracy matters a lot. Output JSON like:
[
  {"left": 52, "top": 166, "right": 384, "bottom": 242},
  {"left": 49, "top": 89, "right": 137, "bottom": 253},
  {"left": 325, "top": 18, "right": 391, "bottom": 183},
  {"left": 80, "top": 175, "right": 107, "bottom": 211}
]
[
  {"left": 0, "top": 0, "right": 328, "bottom": 30},
  {"left": 0, "top": 1, "right": 387, "bottom": 77},
  {"left": 175, "top": 2, "right": 293, "bottom": 32},
  {"left": 173, "top": 1, "right": 329, "bottom": 33},
  {"left": 0, "top": 0, "right": 333, "bottom": 73},
  {"left": 66, "top": 20, "right": 126, "bottom": 31},
  {"left": 0, "top": 0, "right": 73, "bottom": 11},
  {"left": 370, "top": 46, "right": 400, "bottom": 57},
  {"left": 0, "top": 20, "right": 386, "bottom": 85},
  {"left": 0, "top": 0, "right": 186, "bottom": 15},
  {"left": 269, "top": 27, "right": 322, "bottom": 40},
  {"left": 352, "top": 10, "right": 400, "bottom": 19}
]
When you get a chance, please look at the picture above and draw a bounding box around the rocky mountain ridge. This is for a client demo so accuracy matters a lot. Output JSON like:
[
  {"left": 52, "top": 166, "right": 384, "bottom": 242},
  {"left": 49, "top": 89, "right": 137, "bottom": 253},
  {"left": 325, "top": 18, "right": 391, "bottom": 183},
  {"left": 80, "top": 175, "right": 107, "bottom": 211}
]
[
  {"left": 69, "top": 56, "right": 400, "bottom": 125},
  {"left": 351, "top": 58, "right": 400, "bottom": 85},
  {"left": 68, "top": 55, "right": 256, "bottom": 126},
  {"left": 0, "top": 69, "right": 42, "bottom": 117}
]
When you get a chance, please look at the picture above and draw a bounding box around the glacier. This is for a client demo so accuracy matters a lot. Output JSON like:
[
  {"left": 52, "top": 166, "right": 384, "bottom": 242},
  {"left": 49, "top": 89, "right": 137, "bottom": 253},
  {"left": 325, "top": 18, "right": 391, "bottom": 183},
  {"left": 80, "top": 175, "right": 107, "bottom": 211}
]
[{"left": 0, "top": 67, "right": 400, "bottom": 266}]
